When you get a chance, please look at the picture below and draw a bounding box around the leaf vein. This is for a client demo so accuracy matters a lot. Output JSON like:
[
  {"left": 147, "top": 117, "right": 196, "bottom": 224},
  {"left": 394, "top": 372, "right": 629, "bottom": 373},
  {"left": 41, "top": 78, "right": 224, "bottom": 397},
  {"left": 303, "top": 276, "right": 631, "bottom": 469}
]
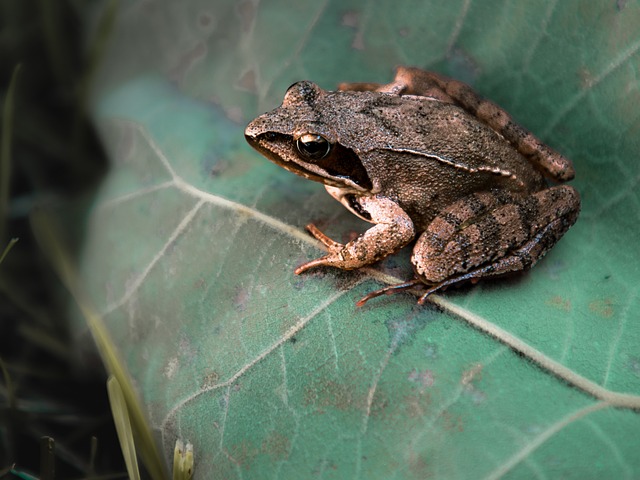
[
  {"left": 160, "top": 286, "right": 358, "bottom": 431},
  {"left": 484, "top": 402, "right": 610, "bottom": 480},
  {"left": 104, "top": 198, "right": 206, "bottom": 315},
  {"left": 541, "top": 36, "right": 640, "bottom": 137}
]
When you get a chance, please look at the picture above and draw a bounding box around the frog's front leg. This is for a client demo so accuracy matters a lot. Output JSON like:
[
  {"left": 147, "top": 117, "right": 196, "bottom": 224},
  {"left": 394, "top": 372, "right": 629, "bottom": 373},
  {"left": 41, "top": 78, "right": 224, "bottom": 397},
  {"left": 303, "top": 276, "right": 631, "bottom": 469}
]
[
  {"left": 295, "top": 196, "right": 415, "bottom": 274},
  {"left": 411, "top": 186, "right": 580, "bottom": 299}
]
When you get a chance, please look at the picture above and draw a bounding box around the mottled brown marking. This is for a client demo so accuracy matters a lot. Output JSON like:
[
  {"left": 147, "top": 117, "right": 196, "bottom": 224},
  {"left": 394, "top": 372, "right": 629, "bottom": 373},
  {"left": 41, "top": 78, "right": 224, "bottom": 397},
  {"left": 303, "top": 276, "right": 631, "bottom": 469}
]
[
  {"left": 519, "top": 134, "right": 539, "bottom": 156},
  {"left": 426, "top": 218, "right": 453, "bottom": 237},
  {"left": 446, "top": 80, "right": 481, "bottom": 111},
  {"left": 478, "top": 102, "right": 511, "bottom": 129}
]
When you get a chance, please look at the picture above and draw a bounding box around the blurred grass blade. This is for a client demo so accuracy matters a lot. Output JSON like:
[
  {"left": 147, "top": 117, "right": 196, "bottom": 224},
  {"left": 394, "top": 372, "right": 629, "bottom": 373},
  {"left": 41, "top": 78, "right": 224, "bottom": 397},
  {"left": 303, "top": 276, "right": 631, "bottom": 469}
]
[
  {"left": 38, "top": 0, "right": 72, "bottom": 86},
  {"left": 1, "top": 65, "right": 21, "bottom": 240},
  {"left": 88, "top": 436, "right": 98, "bottom": 476},
  {"left": 40, "top": 436, "right": 55, "bottom": 480},
  {"left": 107, "top": 375, "right": 140, "bottom": 480},
  {"left": 0, "top": 238, "right": 18, "bottom": 265},
  {"left": 0, "top": 356, "right": 17, "bottom": 459},
  {"left": 0, "top": 356, "right": 16, "bottom": 410},
  {"left": 31, "top": 212, "right": 169, "bottom": 480}
]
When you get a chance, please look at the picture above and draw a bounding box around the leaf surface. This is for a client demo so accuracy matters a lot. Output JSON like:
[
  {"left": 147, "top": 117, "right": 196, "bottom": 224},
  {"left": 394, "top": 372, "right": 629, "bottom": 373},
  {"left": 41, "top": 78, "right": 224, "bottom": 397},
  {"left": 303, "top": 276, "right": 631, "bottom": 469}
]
[{"left": 81, "top": 1, "right": 640, "bottom": 478}]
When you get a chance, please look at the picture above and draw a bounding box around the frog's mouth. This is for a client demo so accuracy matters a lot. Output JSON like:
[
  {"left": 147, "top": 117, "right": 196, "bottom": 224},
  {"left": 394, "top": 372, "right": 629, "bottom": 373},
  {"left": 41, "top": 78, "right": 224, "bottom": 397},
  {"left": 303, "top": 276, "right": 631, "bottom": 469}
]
[{"left": 245, "top": 131, "right": 373, "bottom": 192}]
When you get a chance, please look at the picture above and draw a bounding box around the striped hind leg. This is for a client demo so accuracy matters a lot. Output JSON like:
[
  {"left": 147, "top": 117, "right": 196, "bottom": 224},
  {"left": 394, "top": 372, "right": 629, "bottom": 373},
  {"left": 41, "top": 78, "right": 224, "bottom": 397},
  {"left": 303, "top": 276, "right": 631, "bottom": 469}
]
[{"left": 411, "top": 186, "right": 580, "bottom": 302}]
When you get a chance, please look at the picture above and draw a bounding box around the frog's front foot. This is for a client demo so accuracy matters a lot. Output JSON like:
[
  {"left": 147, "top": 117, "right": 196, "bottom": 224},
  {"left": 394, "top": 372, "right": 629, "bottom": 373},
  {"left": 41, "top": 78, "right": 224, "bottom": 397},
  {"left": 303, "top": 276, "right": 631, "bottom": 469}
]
[
  {"left": 295, "top": 224, "right": 347, "bottom": 274},
  {"left": 295, "top": 217, "right": 414, "bottom": 274},
  {"left": 304, "top": 224, "right": 343, "bottom": 250}
]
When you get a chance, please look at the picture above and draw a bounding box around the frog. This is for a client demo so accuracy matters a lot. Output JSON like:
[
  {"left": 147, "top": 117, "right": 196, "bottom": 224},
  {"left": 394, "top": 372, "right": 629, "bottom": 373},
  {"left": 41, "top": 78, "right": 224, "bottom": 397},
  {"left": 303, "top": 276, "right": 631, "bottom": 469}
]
[{"left": 244, "top": 66, "right": 580, "bottom": 305}]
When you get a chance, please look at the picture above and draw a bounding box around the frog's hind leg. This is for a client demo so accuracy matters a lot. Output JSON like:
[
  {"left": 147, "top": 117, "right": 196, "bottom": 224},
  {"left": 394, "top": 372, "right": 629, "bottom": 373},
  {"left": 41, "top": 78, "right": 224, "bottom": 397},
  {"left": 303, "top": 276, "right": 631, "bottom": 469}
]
[
  {"left": 412, "top": 185, "right": 580, "bottom": 302},
  {"left": 391, "top": 67, "right": 575, "bottom": 182},
  {"left": 337, "top": 70, "right": 457, "bottom": 104},
  {"left": 416, "top": 213, "right": 575, "bottom": 304}
]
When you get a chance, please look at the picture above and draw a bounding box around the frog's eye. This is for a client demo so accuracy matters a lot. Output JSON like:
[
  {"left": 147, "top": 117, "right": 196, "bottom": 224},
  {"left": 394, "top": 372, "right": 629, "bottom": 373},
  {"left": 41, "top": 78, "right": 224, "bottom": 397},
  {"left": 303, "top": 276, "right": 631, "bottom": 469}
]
[{"left": 296, "top": 133, "right": 331, "bottom": 160}]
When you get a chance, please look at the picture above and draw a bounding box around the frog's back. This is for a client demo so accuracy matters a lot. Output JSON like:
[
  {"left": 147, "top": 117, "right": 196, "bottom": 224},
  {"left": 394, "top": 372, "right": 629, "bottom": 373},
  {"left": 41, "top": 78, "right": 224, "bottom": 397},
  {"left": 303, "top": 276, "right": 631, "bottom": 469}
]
[{"left": 326, "top": 91, "right": 545, "bottom": 194}]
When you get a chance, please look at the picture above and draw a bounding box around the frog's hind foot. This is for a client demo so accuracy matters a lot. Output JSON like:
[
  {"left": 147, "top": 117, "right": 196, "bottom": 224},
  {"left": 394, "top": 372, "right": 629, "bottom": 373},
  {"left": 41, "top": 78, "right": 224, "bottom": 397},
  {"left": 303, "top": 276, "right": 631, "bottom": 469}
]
[{"left": 356, "top": 277, "right": 462, "bottom": 306}]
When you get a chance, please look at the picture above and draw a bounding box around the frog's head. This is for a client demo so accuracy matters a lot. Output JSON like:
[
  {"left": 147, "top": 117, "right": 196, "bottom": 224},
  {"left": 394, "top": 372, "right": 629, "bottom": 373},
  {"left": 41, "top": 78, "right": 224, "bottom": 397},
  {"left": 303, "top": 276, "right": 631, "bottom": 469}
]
[{"left": 245, "top": 81, "right": 373, "bottom": 192}]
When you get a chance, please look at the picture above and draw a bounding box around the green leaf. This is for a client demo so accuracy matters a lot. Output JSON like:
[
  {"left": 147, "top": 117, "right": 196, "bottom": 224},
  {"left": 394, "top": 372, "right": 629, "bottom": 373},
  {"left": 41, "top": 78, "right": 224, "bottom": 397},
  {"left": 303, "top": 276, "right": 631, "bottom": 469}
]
[{"left": 80, "top": 1, "right": 640, "bottom": 478}]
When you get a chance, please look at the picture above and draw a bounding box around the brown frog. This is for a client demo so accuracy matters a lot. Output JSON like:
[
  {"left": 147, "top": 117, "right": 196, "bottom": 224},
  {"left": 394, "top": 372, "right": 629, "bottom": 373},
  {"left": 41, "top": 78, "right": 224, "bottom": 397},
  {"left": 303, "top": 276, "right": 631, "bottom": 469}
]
[{"left": 244, "top": 67, "right": 580, "bottom": 305}]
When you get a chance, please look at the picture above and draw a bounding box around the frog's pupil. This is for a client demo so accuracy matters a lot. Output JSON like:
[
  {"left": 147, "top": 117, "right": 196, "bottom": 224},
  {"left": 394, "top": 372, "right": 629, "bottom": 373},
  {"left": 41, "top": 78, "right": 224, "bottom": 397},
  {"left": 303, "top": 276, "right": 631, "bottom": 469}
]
[{"left": 297, "top": 134, "right": 331, "bottom": 160}]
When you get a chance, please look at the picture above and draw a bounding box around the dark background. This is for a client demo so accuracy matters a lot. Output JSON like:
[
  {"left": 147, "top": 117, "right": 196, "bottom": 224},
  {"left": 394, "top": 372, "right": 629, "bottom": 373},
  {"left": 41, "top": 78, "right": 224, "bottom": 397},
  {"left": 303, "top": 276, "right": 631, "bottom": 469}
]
[{"left": 0, "top": 1, "right": 127, "bottom": 477}]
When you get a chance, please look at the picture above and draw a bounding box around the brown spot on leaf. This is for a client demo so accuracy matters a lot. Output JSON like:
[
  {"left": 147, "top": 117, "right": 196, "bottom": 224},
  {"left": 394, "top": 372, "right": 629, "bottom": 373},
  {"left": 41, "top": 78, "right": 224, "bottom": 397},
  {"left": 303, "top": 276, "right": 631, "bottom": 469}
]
[
  {"left": 546, "top": 295, "right": 571, "bottom": 312},
  {"left": 407, "top": 449, "right": 432, "bottom": 478},
  {"left": 341, "top": 10, "right": 360, "bottom": 27},
  {"left": 202, "top": 371, "right": 220, "bottom": 388},
  {"left": 210, "top": 159, "right": 229, "bottom": 177},
  {"left": 237, "top": 0, "right": 258, "bottom": 33},
  {"left": 237, "top": 68, "right": 257, "bottom": 93},
  {"left": 408, "top": 369, "right": 435, "bottom": 390},
  {"left": 589, "top": 298, "right": 615, "bottom": 318},
  {"left": 441, "top": 410, "right": 464, "bottom": 432},
  {"left": 304, "top": 380, "right": 362, "bottom": 411},
  {"left": 341, "top": 10, "right": 364, "bottom": 50},
  {"left": 352, "top": 31, "right": 365, "bottom": 50},
  {"left": 225, "top": 106, "right": 244, "bottom": 124},
  {"left": 403, "top": 392, "right": 432, "bottom": 418},
  {"left": 225, "top": 441, "right": 259, "bottom": 469},
  {"left": 198, "top": 11, "right": 214, "bottom": 29},
  {"left": 233, "top": 285, "right": 250, "bottom": 312},
  {"left": 369, "top": 391, "right": 390, "bottom": 419},
  {"left": 261, "top": 432, "right": 291, "bottom": 461}
]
